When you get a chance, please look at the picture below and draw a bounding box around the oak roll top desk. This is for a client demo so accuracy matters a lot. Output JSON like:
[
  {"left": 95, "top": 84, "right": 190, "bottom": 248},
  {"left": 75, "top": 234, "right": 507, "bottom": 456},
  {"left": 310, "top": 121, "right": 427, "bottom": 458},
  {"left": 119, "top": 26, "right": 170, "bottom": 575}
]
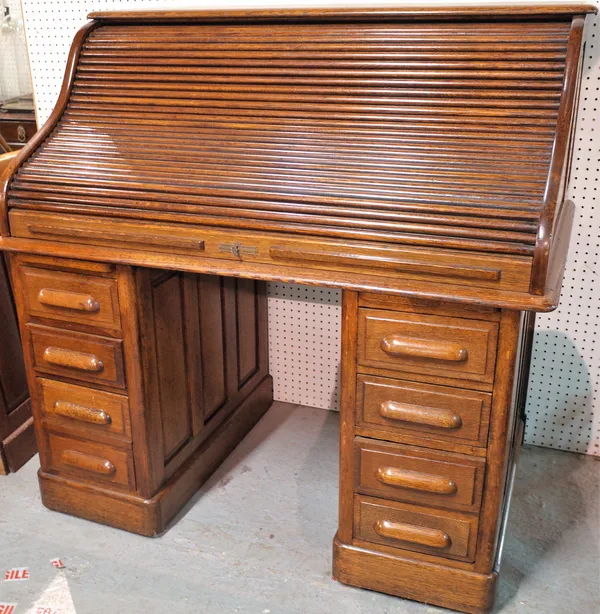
[{"left": 0, "top": 5, "right": 595, "bottom": 613}]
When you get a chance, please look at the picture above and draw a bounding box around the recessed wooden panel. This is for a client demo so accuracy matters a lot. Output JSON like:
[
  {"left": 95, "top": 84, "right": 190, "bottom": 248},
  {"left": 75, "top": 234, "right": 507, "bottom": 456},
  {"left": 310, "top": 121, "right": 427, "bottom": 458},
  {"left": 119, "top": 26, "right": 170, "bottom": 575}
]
[
  {"left": 19, "top": 265, "right": 120, "bottom": 332},
  {"left": 357, "top": 375, "right": 492, "bottom": 447},
  {"left": 28, "top": 324, "right": 125, "bottom": 389},
  {"left": 46, "top": 431, "right": 135, "bottom": 490},
  {"left": 236, "top": 278, "right": 259, "bottom": 387},
  {"left": 38, "top": 378, "right": 130, "bottom": 440},
  {"left": 197, "top": 274, "right": 227, "bottom": 419},
  {"left": 150, "top": 272, "right": 193, "bottom": 463},
  {"left": 354, "top": 495, "right": 479, "bottom": 562},
  {"left": 358, "top": 309, "right": 498, "bottom": 383},
  {"left": 354, "top": 438, "right": 485, "bottom": 512}
]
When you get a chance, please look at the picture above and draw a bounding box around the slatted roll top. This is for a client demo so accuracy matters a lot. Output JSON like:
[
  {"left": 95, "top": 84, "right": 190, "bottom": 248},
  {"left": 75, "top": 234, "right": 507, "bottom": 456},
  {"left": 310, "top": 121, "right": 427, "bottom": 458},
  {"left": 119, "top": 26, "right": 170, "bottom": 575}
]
[{"left": 5, "top": 15, "right": 581, "bottom": 257}]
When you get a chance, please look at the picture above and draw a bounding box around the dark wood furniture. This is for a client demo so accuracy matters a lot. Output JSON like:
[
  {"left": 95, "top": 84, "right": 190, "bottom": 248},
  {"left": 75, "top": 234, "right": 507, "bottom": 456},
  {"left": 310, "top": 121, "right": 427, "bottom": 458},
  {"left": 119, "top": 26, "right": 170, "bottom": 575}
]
[
  {"left": 0, "top": 98, "right": 37, "bottom": 152},
  {"left": 0, "top": 5, "right": 595, "bottom": 612},
  {"left": 0, "top": 151, "right": 34, "bottom": 474}
]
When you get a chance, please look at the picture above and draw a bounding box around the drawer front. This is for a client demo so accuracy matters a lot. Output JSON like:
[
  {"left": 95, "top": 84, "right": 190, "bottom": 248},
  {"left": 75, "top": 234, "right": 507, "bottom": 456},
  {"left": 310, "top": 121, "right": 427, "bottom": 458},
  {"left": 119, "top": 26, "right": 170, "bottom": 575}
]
[
  {"left": 46, "top": 431, "right": 135, "bottom": 490},
  {"left": 0, "top": 119, "right": 37, "bottom": 145},
  {"left": 357, "top": 375, "right": 492, "bottom": 447},
  {"left": 29, "top": 325, "right": 126, "bottom": 389},
  {"left": 355, "top": 438, "right": 485, "bottom": 512},
  {"left": 38, "top": 378, "right": 131, "bottom": 440},
  {"left": 19, "top": 266, "right": 120, "bottom": 331},
  {"left": 358, "top": 309, "right": 498, "bottom": 384},
  {"left": 355, "top": 496, "right": 478, "bottom": 561}
]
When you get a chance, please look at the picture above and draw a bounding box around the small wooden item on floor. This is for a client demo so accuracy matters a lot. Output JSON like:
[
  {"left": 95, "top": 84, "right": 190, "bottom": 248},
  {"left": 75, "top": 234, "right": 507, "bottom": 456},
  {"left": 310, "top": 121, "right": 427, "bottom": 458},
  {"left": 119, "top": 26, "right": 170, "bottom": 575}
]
[{"left": 0, "top": 5, "right": 595, "bottom": 612}]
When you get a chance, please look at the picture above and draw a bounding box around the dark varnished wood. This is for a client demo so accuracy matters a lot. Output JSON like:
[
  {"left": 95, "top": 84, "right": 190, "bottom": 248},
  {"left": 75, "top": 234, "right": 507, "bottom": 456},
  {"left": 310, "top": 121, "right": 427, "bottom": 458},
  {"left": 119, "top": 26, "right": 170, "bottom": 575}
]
[
  {"left": 0, "top": 6, "right": 593, "bottom": 613},
  {"left": 0, "top": 151, "right": 33, "bottom": 473}
]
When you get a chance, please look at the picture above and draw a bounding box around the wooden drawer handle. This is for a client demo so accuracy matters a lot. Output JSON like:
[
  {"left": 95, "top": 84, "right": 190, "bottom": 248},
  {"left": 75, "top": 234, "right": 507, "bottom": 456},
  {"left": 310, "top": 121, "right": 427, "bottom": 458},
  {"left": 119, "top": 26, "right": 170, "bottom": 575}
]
[
  {"left": 374, "top": 519, "right": 451, "bottom": 549},
  {"left": 376, "top": 466, "right": 457, "bottom": 495},
  {"left": 379, "top": 400, "right": 463, "bottom": 430},
  {"left": 38, "top": 288, "right": 100, "bottom": 313},
  {"left": 29, "top": 224, "right": 205, "bottom": 251},
  {"left": 54, "top": 400, "right": 112, "bottom": 425},
  {"left": 61, "top": 449, "right": 116, "bottom": 476},
  {"left": 43, "top": 347, "right": 104, "bottom": 373},
  {"left": 381, "top": 335, "right": 468, "bottom": 362}
]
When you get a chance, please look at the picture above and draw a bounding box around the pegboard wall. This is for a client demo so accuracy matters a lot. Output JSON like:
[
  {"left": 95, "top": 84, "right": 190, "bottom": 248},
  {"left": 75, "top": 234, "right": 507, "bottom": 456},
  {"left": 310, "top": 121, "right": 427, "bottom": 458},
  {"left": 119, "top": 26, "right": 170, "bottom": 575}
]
[
  {"left": 19, "top": 0, "right": 599, "bottom": 455},
  {"left": 526, "top": 12, "right": 600, "bottom": 456}
]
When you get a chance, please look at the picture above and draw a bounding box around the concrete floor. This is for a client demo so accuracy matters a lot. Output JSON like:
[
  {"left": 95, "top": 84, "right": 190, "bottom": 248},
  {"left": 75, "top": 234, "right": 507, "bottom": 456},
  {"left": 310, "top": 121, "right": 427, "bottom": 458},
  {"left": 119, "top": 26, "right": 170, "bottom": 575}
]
[{"left": 0, "top": 402, "right": 598, "bottom": 614}]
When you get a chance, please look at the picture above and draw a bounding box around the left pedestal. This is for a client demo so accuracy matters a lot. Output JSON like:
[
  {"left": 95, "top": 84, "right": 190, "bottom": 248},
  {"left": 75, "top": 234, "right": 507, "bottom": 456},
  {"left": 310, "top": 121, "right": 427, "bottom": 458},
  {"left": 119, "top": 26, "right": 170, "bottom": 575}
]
[{"left": 9, "top": 254, "right": 272, "bottom": 534}]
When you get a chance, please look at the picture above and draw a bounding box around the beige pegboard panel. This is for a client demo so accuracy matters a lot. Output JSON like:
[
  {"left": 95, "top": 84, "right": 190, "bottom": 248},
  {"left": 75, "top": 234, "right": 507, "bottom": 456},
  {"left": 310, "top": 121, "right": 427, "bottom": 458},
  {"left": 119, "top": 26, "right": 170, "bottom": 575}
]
[
  {"left": 268, "top": 284, "right": 341, "bottom": 410},
  {"left": 525, "top": 13, "right": 600, "bottom": 456},
  {"left": 19, "top": 1, "right": 600, "bottom": 441}
]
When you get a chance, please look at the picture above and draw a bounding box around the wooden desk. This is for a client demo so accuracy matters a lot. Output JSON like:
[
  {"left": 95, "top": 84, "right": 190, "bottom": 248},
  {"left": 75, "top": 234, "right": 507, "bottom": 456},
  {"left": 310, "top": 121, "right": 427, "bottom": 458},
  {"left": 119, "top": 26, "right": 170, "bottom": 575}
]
[{"left": 0, "top": 5, "right": 595, "bottom": 612}]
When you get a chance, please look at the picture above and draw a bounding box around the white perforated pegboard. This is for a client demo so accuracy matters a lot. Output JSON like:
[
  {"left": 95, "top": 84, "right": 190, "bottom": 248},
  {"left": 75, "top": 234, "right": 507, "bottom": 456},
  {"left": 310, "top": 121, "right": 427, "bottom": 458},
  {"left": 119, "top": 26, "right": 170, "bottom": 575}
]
[
  {"left": 268, "top": 284, "right": 341, "bottom": 409},
  {"left": 19, "top": 1, "right": 600, "bottom": 451},
  {"left": 525, "top": 13, "right": 600, "bottom": 456}
]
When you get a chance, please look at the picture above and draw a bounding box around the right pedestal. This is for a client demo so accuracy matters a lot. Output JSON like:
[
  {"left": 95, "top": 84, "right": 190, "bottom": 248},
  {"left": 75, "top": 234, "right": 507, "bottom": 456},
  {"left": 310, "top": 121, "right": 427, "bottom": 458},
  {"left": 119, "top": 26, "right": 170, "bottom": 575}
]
[{"left": 333, "top": 291, "right": 532, "bottom": 613}]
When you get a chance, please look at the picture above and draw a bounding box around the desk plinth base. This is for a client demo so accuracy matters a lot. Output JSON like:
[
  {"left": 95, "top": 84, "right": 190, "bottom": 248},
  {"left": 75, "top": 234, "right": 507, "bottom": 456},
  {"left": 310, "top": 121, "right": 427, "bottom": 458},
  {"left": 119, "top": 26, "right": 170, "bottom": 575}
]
[
  {"left": 333, "top": 536, "right": 497, "bottom": 614},
  {"left": 38, "top": 376, "right": 273, "bottom": 536}
]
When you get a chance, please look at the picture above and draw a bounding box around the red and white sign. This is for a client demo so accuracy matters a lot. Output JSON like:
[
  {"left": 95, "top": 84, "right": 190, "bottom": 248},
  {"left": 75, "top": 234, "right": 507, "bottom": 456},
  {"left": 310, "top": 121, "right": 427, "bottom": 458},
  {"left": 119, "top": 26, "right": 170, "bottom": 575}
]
[
  {"left": 0, "top": 603, "right": 17, "bottom": 614},
  {"left": 50, "top": 558, "right": 65, "bottom": 569},
  {"left": 4, "top": 567, "right": 29, "bottom": 581}
]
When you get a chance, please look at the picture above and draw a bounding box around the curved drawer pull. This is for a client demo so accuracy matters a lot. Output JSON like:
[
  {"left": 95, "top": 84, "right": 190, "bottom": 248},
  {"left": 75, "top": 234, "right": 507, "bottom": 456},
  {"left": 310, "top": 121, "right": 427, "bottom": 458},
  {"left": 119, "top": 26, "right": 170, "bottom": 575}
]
[
  {"left": 38, "top": 288, "right": 100, "bottom": 313},
  {"left": 43, "top": 347, "right": 104, "bottom": 373},
  {"left": 54, "top": 400, "right": 112, "bottom": 425},
  {"left": 376, "top": 466, "right": 457, "bottom": 495},
  {"left": 374, "top": 519, "right": 451, "bottom": 549},
  {"left": 380, "top": 335, "right": 468, "bottom": 363},
  {"left": 61, "top": 449, "right": 116, "bottom": 476},
  {"left": 379, "top": 400, "right": 462, "bottom": 430}
]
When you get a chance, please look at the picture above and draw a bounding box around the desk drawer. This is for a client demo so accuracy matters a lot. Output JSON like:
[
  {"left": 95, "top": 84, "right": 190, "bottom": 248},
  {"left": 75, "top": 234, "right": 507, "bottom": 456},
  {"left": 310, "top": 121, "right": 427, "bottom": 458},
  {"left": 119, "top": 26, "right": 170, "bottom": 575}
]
[
  {"left": 19, "top": 266, "right": 120, "bottom": 332},
  {"left": 355, "top": 496, "right": 478, "bottom": 561},
  {"left": 46, "top": 431, "right": 135, "bottom": 490},
  {"left": 355, "top": 438, "right": 485, "bottom": 512},
  {"left": 358, "top": 309, "right": 498, "bottom": 384},
  {"left": 357, "top": 375, "right": 492, "bottom": 447},
  {"left": 29, "top": 325, "right": 126, "bottom": 389},
  {"left": 38, "top": 378, "right": 131, "bottom": 440}
]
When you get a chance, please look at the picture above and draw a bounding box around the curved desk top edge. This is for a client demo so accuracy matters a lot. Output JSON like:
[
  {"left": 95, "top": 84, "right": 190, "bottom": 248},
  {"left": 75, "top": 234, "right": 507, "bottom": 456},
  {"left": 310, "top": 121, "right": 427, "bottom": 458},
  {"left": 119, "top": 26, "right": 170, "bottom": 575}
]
[{"left": 87, "top": 4, "right": 598, "bottom": 22}]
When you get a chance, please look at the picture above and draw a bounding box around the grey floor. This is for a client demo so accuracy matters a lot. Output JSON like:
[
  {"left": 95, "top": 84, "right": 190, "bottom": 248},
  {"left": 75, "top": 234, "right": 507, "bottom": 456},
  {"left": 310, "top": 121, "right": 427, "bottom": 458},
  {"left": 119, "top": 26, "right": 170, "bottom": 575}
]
[{"left": 1, "top": 402, "right": 598, "bottom": 614}]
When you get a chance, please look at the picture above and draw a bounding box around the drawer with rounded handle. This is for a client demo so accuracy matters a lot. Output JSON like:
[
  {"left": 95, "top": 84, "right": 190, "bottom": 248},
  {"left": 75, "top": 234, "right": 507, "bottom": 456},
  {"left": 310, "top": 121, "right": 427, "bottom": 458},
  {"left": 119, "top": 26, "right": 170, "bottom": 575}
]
[
  {"left": 28, "top": 325, "right": 125, "bottom": 389},
  {"left": 19, "top": 266, "right": 120, "bottom": 333},
  {"left": 355, "top": 438, "right": 485, "bottom": 512},
  {"left": 38, "top": 378, "right": 131, "bottom": 440},
  {"left": 354, "top": 496, "right": 478, "bottom": 561},
  {"left": 46, "top": 431, "right": 135, "bottom": 490},
  {"left": 357, "top": 375, "right": 492, "bottom": 448},
  {"left": 357, "top": 309, "right": 498, "bottom": 384}
]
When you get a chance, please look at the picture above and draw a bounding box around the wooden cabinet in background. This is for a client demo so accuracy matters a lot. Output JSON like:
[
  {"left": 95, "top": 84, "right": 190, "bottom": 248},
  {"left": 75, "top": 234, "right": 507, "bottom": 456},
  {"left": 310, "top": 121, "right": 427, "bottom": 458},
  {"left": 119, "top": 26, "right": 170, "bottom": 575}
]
[
  {"left": 0, "top": 255, "right": 34, "bottom": 474},
  {"left": 0, "top": 151, "right": 35, "bottom": 474}
]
